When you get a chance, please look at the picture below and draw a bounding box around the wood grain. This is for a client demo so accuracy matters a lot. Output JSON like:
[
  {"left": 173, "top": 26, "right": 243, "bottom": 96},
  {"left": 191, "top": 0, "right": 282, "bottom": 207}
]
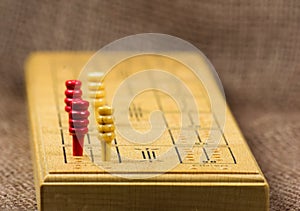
[{"left": 26, "top": 52, "right": 269, "bottom": 211}]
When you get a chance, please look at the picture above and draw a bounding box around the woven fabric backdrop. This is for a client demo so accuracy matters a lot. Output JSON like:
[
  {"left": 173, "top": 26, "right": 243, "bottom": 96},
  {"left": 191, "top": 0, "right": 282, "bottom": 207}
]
[{"left": 0, "top": 0, "right": 299, "bottom": 210}]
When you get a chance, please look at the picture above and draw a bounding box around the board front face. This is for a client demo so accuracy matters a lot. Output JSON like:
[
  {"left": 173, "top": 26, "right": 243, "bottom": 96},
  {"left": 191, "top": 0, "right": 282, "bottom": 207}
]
[{"left": 26, "top": 52, "right": 269, "bottom": 210}]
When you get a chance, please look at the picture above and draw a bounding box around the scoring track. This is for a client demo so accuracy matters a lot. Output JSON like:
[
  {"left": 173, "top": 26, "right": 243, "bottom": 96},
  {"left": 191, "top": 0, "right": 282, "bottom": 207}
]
[
  {"left": 50, "top": 54, "right": 240, "bottom": 174},
  {"left": 27, "top": 52, "right": 262, "bottom": 175}
]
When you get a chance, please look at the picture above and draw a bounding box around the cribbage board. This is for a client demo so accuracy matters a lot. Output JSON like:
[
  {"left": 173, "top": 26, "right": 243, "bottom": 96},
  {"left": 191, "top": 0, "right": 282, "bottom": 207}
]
[{"left": 26, "top": 52, "right": 269, "bottom": 211}]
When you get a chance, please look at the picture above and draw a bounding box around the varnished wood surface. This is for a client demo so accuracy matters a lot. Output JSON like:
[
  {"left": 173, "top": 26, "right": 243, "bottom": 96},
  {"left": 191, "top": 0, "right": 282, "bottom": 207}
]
[{"left": 26, "top": 52, "right": 269, "bottom": 211}]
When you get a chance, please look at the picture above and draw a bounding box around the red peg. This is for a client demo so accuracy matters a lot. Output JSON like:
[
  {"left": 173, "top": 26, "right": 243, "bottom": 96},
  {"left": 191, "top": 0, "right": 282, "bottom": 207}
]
[
  {"left": 69, "top": 119, "right": 89, "bottom": 127},
  {"left": 72, "top": 135, "right": 85, "bottom": 156},
  {"left": 70, "top": 100, "right": 89, "bottom": 110},
  {"left": 65, "top": 80, "right": 82, "bottom": 89},
  {"left": 69, "top": 110, "right": 90, "bottom": 119},
  {"left": 64, "top": 80, "right": 82, "bottom": 112},
  {"left": 69, "top": 100, "right": 89, "bottom": 156},
  {"left": 65, "top": 89, "right": 82, "bottom": 98}
]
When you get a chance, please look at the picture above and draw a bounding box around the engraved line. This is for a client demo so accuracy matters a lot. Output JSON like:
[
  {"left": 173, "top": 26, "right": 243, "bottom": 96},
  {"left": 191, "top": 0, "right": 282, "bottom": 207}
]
[
  {"left": 114, "top": 138, "right": 122, "bottom": 163},
  {"left": 202, "top": 148, "right": 210, "bottom": 161},
  {"left": 228, "top": 147, "right": 237, "bottom": 164},
  {"left": 142, "top": 151, "right": 146, "bottom": 159}
]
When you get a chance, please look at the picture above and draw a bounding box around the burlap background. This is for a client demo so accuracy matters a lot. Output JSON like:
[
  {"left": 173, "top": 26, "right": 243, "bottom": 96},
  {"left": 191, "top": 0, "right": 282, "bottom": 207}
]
[{"left": 0, "top": 0, "right": 299, "bottom": 210}]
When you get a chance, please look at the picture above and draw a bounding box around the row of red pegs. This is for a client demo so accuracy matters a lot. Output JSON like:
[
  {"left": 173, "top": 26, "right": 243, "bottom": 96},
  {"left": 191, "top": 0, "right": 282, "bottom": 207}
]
[{"left": 65, "top": 80, "right": 89, "bottom": 156}]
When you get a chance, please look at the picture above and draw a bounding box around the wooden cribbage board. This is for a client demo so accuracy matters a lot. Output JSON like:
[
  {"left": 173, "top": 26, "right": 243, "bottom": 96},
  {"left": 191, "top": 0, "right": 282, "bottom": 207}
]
[{"left": 26, "top": 52, "right": 269, "bottom": 211}]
